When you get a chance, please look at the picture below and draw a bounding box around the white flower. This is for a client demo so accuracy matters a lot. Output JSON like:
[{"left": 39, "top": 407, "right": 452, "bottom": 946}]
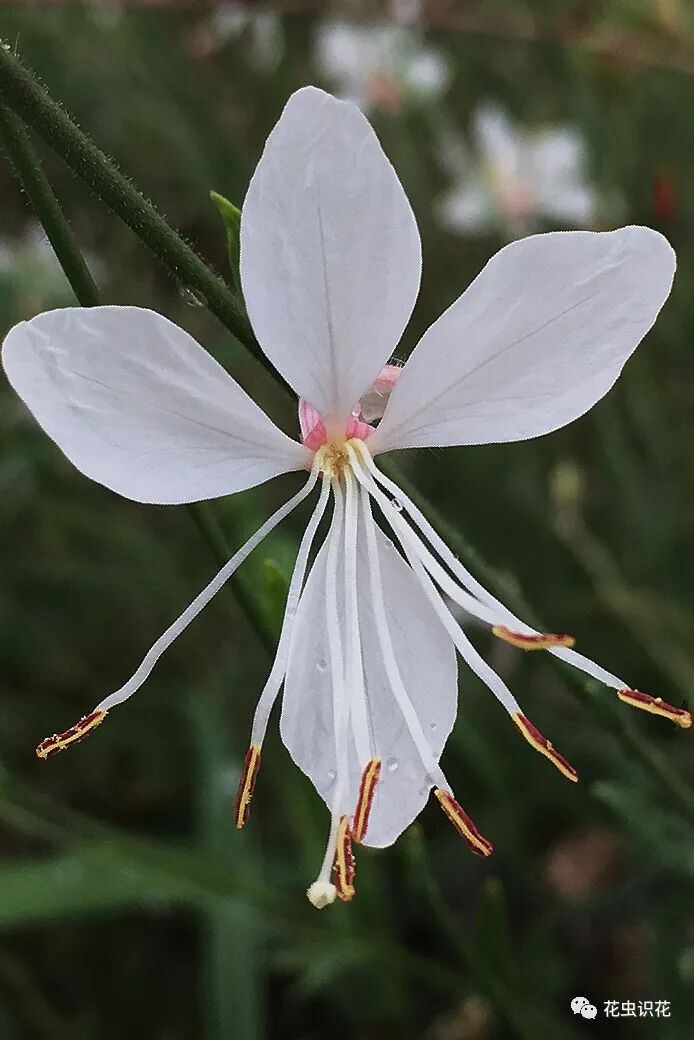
[
  {"left": 198, "top": 3, "right": 282, "bottom": 71},
  {"left": 315, "top": 21, "right": 449, "bottom": 114},
  {"left": 3, "top": 88, "right": 687, "bottom": 909},
  {"left": 439, "top": 102, "right": 601, "bottom": 237}
]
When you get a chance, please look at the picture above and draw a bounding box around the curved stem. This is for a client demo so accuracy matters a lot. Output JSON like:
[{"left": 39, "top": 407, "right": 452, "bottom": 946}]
[
  {"left": 0, "top": 104, "right": 99, "bottom": 307},
  {"left": 0, "top": 44, "right": 287, "bottom": 388},
  {"left": 0, "top": 102, "right": 274, "bottom": 654}
]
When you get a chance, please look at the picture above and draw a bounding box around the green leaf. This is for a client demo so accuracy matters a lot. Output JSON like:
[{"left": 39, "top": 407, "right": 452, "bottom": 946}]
[
  {"left": 210, "top": 189, "right": 242, "bottom": 292},
  {"left": 471, "top": 878, "right": 518, "bottom": 989},
  {"left": 260, "top": 558, "right": 291, "bottom": 636},
  {"left": 0, "top": 845, "right": 188, "bottom": 927}
]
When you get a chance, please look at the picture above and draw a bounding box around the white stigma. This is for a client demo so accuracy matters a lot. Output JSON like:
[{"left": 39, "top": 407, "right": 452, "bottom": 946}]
[{"left": 306, "top": 880, "right": 337, "bottom": 909}]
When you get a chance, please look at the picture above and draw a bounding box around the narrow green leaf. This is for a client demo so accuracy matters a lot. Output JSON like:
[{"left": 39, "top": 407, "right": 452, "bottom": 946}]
[
  {"left": 0, "top": 846, "right": 188, "bottom": 927},
  {"left": 210, "top": 189, "right": 243, "bottom": 293},
  {"left": 471, "top": 878, "right": 518, "bottom": 988}
]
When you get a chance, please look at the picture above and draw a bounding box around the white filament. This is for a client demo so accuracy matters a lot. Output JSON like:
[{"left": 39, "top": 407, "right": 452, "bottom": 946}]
[
  {"left": 359, "top": 479, "right": 449, "bottom": 790},
  {"left": 250, "top": 474, "right": 331, "bottom": 745},
  {"left": 348, "top": 449, "right": 521, "bottom": 716},
  {"left": 344, "top": 469, "right": 373, "bottom": 767},
  {"left": 362, "top": 450, "right": 626, "bottom": 691},
  {"left": 96, "top": 469, "right": 319, "bottom": 713},
  {"left": 312, "top": 479, "right": 348, "bottom": 892}
]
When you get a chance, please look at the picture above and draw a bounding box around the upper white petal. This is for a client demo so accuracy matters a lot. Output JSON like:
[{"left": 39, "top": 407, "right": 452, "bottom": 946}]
[
  {"left": 474, "top": 102, "right": 522, "bottom": 173},
  {"left": 371, "top": 227, "right": 676, "bottom": 452},
  {"left": 527, "top": 128, "right": 596, "bottom": 224},
  {"left": 2, "top": 306, "right": 309, "bottom": 504},
  {"left": 437, "top": 180, "right": 491, "bottom": 233},
  {"left": 281, "top": 511, "right": 457, "bottom": 848},
  {"left": 240, "top": 86, "right": 422, "bottom": 428}
]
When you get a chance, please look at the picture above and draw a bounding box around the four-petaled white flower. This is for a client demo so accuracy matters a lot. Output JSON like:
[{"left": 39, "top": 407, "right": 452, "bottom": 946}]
[
  {"left": 439, "top": 102, "right": 602, "bottom": 238},
  {"left": 2, "top": 87, "right": 688, "bottom": 910},
  {"left": 315, "top": 20, "right": 449, "bottom": 114}
]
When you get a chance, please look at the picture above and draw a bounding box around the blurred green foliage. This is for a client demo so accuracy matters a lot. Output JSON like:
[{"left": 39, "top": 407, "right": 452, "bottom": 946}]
[{"left": 0, "top": 2, "right": 694, "bottom": 1038}]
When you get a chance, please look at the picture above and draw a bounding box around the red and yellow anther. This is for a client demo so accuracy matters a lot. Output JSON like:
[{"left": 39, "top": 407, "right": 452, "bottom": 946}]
[
  {"left": 352, "top": 757, "right": 381, "bottom": 844},
  {"left": 332, "top": 815, "right": 356, "bottom": 901},
  {"left": 434, "top": 789, "right": 493, "bottom": 857},
  {"left": 234, "top": 744, "right": 262, "bottom": 829},
  {"left": 492, "top": 625, "right": 575, "bottom": 651},
  {"left": 617, "top": 689, "right": 691, "bottom": 729},
  {"left": 512, "top": 713, "right": 579, "bottom": 782},
  {"left": 35, "top": 710, "right": 107, "bottom": 760}
]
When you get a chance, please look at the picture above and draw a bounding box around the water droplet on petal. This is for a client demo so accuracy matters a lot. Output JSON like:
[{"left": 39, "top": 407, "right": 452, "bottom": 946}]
[
  {"left": 391, "top": 498, "right": 403, "bottom": 512},
  {"left": 386, "top": 756, "right": 399, "bottom": 772},
  {"left": 429, "top": 721, "right": 437, "bottom": 732},
  {"left": 327, "top": 769, "right": 336, "bottom": 782},
  {"left": 286, "top": 606, "right": 296, "bottom": 618},
  {"left": 177, "top": 282, "right": 206, "bottom": 308},
  {"left": 316, "top": 658, "right": 328, "bottom": 672}
]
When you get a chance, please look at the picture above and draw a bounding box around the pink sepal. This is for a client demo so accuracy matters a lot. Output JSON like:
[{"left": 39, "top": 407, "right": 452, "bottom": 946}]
[
  {"left": 346, "top": 416, "right": 374, "bottom": 440},
  {"left": 298, "top": 362, "right": 402, "bottom": 449},
  {"left": 373, "top": 364, "right": 402, "bottom": 391},
  {"left": 298, "top": 400, "right": 327, "bottom": 450}
]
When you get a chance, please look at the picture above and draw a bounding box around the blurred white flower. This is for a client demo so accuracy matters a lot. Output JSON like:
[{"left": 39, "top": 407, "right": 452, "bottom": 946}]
[
  {"left": 439, "top": 103, "right": 599, "bottom": 237},
  {"left": 315, "top": 20, "right": 449, "bottom": 113},
  {"left": 194, "top": 3, "right": 283, "bottom": 71}
]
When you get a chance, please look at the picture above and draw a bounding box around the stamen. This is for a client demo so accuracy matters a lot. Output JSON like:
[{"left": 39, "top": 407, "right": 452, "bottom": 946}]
[
  {"left": 434, "top": 789, "right": 493, "bottom": 857},
  {"left": 492, "top": 625, "right": 575, "bottom": 651},
  {"left": 332, "top": 815, "right": 356, "bottom": 901},
  {"left": 617, "top": 689, "right": 692, "bottom": 729},
  {"left": 249, "top": 476, "right": 331, "bottom": 746},
  {"left": 234, "top": 744, "right": 262, "bottom": 829},
  {"left": 512, "top": 713, "right": 579, "bottom": 782},
  {"left": 36, "top": 710, "right": 107, "bottom": 760},
  {"left": 344, "top": 470, "right": 372, "bottom": 768},
  {"left": 94, "top": 469, "right": 320, "bottom": 716},
  {"left": 357, "top": 453, "right": 634, "bottom": 695},
  {"left": 352, "top": 757, "right": 382, "bottom": 843},
  {"left": 353, "top": 464, "right": 448, "bottom": 789}
]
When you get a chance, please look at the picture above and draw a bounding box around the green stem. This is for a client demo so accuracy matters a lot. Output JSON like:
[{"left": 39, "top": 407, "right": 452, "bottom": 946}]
[
  {"left": 0, "top": 104, "right": 99, "bottom": 307},
  {"left": 190, "top": 502, "right": 275, "bottom": 656},
  {"left": 0, "top": 104, "right": 272, "bottom": 655},
  {"left": 192, "top": 691, "right": 265, "bottom": 1040},
  {"left": 0, "top": 43, "right": 283, "bottom": 385}
]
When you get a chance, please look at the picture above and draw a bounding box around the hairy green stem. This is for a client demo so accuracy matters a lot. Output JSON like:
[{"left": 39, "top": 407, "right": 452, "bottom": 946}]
[
  {"left": 0, "top": 43, "right": 285, "bottom": 386},
  {"left": 0, "top": 104, "right": 273, "bottom": 655},
  {"left": 0, "top": 103, "right": 99, "bottom": 306}
]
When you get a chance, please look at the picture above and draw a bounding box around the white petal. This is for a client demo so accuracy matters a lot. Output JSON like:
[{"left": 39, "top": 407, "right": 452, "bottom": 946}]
[
  {"left": 406, "top": 49, "right": 450, "bottom": 98},
  {"left": 372, "top": 227, "right": 675, "bottom": 452},
  {"left": 281, "top": 513, "right": 457, "bottom": 848},
  {"left": 437, "top": 181, "right": 491, "bottom": 233},
  {"left": 240, "top": 86, "right": 422, "bottom": 428},
  {"left": 527, "top": 129, "right": 596, "bottom": 224},
  {"left": 474, "top": 102, "right": 522, "bottom": 173},
  {"left": 2, "top": 306, "right": 308, "bottom": 504},
  {"left": 527, "top": 127, "right": 587, "bottom": 185},
  {"left": 314, "top": 22, "right": 372, "bottom": 90}
]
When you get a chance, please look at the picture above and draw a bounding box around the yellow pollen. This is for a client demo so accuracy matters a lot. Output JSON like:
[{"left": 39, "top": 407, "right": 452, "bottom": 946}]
[{"left": 315, "top": 438, "right": 366, "bottom": 481}]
